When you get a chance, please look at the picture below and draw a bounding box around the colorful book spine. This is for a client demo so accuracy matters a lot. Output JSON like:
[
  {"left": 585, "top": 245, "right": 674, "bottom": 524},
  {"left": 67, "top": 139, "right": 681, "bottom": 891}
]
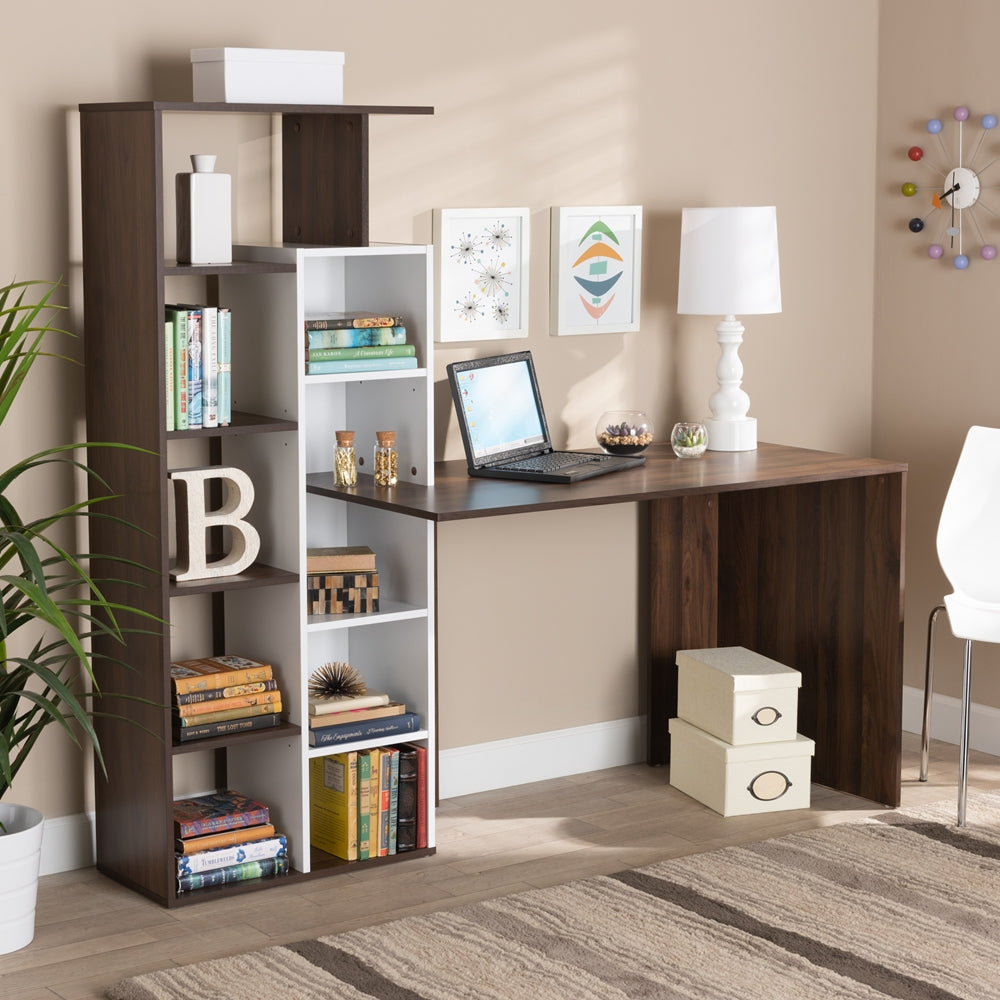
[
  {"left": 305, "top": 326, "right": 407, "bottom": 349},
  {"left": 172, "top": 308, "right": 189, "bottom": 431},
  {"left": 357, "top": 749, "right": 372, "bottom": 861},
  {"left": 173, "top": 712, "right": 282, "bottom": 742},
  {"left": 304, "top": 315, "right": 404, "bottom": 330},
  {"left": 176, "top": 856, "right": 289, "bottom": 893},
  {"left": 396, "top": 745, "right": 418, "bottom": 853},
  {"left": 174, "top": 691, "right": 282, "bottom": 719},
  {"left": 170, "top": 656, "right": 273, "bottom": 695},
  {"left": 306, "top": 344, "right": 415, "bottom": 362},
  {"left": 308, "top": 690, "right": 390, "bottom": 716},
  {"left": 175, "top": 702, "right": 282, "bottom": 727},
  {"left": 165, "top": 321, "right": 175, "bottom": 432},
  {"left": 173, "top": 790, "right": 270, "bottom": 838},
  {"left": 307, "top": 712, "right": 422, "bottom": 748},
  {"left": 217, "top": 306, "right": 231, "bottom": 426},
  {"left": 175, "top": 823, "right": 276, "bottom": 855},
  {"left": 387, "top": 746, "right": 400, "bottom": 856},
  {"left": 378, "top": 749, "right": 392, "bottom": 857},
  {"left": 186, "top": 307, "right": 203, "bottom": 428},
  {"left": 176, "top": 835, "right": 287, "bottom": 875},
  {"left": 175, "top": 679, "right": 278, "bottom": 705},
  {"left": 368, "top": 747, "right": 381, "bottom": 857},
  {"left": 305, "top": 356, "right": 418, "bottom": 376},
  {"left": 309, "top": 752, "right": 358, "bottom": 861},
  {"left": 201, "top": 305, "right": 218, "bottom": 429}
]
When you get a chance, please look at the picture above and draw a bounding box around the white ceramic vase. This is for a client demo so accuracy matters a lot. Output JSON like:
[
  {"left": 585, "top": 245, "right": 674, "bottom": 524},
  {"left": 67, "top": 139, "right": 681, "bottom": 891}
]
[{"left": 0, "top": 803, "right": 44, "bottom": 954}]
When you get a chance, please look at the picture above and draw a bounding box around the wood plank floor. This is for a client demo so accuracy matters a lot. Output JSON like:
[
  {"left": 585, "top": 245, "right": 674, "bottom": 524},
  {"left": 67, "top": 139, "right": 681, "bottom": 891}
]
[{"left": 4, "top": 732, "right": 998, "bottom": 1000}]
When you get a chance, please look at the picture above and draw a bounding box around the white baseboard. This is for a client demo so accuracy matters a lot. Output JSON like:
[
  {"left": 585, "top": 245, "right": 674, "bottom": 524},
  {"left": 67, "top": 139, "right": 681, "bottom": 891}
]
[
  {"left": 39, "top": 811, "right": 95, "bottom": 876},
  {"left": 438, "top": 716, "right": 646, "bottom": 799},
  {"left": 901, "top": 683, "right": 1000, "bottom": 757},
  {"left": 36, "top": 695, "right": 994, "bottom": 873}
]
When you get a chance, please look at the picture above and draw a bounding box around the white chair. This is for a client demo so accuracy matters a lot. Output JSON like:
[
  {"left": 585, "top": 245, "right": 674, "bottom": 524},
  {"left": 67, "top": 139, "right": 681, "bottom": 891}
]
[{"left": 920, "top": 425, "right": 1000, "bottom": 826}]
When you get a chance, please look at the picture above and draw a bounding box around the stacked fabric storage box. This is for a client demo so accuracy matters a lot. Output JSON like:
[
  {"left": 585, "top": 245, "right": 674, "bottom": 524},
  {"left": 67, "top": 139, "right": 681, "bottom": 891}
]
[{"left": 668, "top": 646, "right": 815, "bottom": 816}]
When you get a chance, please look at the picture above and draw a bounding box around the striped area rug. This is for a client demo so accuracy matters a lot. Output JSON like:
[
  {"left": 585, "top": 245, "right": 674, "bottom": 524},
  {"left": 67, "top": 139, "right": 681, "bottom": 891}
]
[{"left": 107, "top": 792, "right": 1000, "bottom": 999}]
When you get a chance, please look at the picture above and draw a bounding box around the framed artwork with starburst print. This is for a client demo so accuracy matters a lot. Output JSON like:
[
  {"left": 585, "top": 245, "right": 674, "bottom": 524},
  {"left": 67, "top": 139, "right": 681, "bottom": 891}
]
[
  {"left": 550, "top": 206, "right": 642, "bottom": 335},
  {"left": 433, "top": 208, "right": 530, "bottom": 342}
]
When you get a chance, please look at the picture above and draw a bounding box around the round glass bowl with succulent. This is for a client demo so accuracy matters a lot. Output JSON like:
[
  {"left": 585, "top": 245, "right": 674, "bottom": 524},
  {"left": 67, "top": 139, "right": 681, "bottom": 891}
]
[
  {"left": 671, "top": 421, "right": 708, "bottom": 458},
  {"left": 596, "top": 410, "right": 654, "bottom": 456}
]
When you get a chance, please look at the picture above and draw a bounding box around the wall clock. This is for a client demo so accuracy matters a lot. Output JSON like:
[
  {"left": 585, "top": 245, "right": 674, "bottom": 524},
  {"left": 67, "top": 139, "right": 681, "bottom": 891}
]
[{"left": 902, "top": 105, "right": 999, "bottom": 269}]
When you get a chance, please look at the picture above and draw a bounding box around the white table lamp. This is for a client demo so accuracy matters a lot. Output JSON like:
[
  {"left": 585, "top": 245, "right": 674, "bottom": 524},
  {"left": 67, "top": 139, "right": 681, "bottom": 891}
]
[{"left": 677, "top": 206, "right": 782, "bottom": 451}]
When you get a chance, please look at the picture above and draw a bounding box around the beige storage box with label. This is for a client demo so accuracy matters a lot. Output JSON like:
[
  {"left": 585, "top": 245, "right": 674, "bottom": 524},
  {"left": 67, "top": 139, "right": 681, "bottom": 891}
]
[
  {"left": 191, "top": 48, "right": 345, "bottom": 105},
  {"left": 668, "top": 716, "right": 814, "bottom": 816},
  {"left": 676, "top": 646, "right": 801, "bottom": 745}
]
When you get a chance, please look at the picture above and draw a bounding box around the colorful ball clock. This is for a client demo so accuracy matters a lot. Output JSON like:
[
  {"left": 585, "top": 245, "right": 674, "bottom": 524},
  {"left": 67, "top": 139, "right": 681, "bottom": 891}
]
[{"left": 902, "top": 105, "right": 999, "bottom": 269}]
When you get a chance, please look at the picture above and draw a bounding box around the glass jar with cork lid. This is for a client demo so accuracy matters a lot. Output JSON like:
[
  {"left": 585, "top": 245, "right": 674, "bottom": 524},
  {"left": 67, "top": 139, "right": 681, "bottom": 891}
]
[
  {"left": 374, "top": 430, "right": 398, "bottom": 486},
  {"left": 333, "top": 430, "right": 357, "bottom": 486}
]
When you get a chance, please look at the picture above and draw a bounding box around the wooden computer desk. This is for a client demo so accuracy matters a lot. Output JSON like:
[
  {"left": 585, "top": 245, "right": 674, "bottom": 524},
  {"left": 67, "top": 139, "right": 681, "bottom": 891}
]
[{"left": 308, "top": 441, "right": 906, "bottom": 807}]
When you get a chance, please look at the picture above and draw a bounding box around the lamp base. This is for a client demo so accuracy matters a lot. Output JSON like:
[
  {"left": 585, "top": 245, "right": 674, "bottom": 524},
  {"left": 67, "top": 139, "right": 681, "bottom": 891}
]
[{"left": 706, "top": 416, "right": 757, "bottom": 452}]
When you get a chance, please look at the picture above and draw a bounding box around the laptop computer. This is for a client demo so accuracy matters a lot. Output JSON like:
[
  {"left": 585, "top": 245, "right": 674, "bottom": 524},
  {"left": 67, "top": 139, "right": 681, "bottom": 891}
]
[{"left": 446, "top": 351, "right": 647, "bottom": 483}]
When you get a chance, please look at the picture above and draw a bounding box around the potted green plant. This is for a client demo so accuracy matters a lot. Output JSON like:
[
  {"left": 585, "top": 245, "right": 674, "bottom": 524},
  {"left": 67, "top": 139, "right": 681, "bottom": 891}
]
[{"left": 0, "top": 278, "right": 154, "bottom": 953}]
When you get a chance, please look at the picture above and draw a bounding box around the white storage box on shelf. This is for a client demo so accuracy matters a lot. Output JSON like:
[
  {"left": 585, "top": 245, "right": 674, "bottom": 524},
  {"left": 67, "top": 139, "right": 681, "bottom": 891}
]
[
  {"left": 668, "top": 717, "right": 815, "bottom": 816},
  {"left": 676, "top": 645, "right": 801, "bottom": 745},
  {"left": 191, "top": 48, "right": 345, "bottom": 105}
]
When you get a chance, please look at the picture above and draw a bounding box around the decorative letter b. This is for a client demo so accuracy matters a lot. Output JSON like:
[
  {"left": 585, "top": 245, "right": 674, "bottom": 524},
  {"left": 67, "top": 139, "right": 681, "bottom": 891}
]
[{"left": 170, "top": 466, "right": 261, "bottom": 581}]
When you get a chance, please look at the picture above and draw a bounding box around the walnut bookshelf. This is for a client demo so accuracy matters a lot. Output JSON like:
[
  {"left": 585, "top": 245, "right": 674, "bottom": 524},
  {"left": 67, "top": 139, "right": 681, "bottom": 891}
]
[{"left": 79, "top": 100, "right": 436, "bottom": 907}]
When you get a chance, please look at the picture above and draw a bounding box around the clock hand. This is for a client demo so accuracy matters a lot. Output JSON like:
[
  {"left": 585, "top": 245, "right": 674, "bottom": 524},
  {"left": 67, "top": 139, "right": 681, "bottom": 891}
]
[{"left": 932, "top": 182, "right": 961, "bottom": 209}]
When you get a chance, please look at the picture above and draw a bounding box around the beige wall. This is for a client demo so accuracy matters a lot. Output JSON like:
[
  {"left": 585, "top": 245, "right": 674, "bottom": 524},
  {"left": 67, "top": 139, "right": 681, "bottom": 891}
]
[
  {"left": 2, "top": 0, "right": 882, "bottom": 819},
  {"left": 875, "top": 0, "right": 1000, "bottom": 708}
]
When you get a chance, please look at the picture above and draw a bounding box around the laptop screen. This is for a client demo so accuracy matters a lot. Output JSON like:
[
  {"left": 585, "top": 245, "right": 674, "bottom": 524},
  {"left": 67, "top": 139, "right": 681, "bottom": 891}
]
[{"left": 449, "top": 352, "right": 549, "bottom": 464}]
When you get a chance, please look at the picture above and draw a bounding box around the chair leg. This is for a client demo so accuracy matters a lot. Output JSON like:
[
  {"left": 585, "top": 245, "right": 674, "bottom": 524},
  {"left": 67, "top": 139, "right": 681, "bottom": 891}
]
[
  {"left": 921, "top": 604, "right": 946, "bottom": 781},
  {"left": 958, "top": 638, "right": 973, "bottom": 827}
]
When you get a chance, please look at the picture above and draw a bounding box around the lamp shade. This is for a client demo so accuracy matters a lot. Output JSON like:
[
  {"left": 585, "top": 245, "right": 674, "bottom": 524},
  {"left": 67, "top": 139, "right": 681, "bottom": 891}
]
[{"left": 677, "top": 206, "right": 781, "bottom": 316}]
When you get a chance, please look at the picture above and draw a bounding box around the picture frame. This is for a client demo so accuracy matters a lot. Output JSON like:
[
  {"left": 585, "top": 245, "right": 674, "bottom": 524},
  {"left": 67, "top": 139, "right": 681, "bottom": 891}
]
[
  {"left": 433, "top": 208, "right": 530, "bottom": 342},
  {"left": 550, "top": 206, "right": 643, "bottom": 336}
]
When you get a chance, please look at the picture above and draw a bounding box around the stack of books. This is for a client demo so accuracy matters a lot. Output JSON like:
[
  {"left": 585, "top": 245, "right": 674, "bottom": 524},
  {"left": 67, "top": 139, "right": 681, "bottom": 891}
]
[
  {"left": 165, "top": 303, "right": 232, "bottom": 432},
  {"left": 310, "top": 742, "right": 427, "bottom": 861},
  {"left": 304, "top": 310, "right": 418, "bottom": 375},
  {"left": 306, "top": 545, "right": 380, "bottom": 616},
  {"left": 171, "top": 655, "right": 284, "bottom": 743},
  {"left": 308, "top": 688, "right": 422, "bottom": 748},
  {"left": 173, "top": 789, "right": 290, "bottom": 893}
]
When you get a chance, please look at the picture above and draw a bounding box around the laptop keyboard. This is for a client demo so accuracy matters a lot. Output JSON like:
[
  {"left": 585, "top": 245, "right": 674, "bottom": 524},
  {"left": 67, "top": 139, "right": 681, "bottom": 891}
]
[{"left": 494, "top": 452, "right": 606, "bottom": 472}]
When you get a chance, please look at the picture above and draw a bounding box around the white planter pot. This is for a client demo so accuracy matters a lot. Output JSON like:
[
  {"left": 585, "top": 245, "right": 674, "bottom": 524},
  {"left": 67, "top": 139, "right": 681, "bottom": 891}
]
[{"left": 0, "top": 803, "right": 44, "bottom": 954}]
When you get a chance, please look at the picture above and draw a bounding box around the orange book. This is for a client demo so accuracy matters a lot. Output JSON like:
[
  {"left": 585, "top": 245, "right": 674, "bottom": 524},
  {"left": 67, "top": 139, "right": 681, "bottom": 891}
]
[{"left": 170, "top": 655, "right": 273, "bottom": 695}]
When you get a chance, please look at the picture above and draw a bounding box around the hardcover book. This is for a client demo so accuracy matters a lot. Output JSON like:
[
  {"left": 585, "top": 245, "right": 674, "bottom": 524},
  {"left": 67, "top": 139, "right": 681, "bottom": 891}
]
[
  {"left": 308, "top": 712, "right": 422, "bottom": 748},
  {"left": 172, "top": 712, "right": 282, "bottom": 743},
  {"left": 176, "top": 855, "right": 289, "bottom": 893},
  {"left": 170, "top": 655, "right": 273, "bottom": 695},
  {"left": 201, "top": 305, "right": 219, "bottom": 429},
  {"left": 174, "top": 679, "right": 278, "bottom": 705},
  {"left": 357, "top": 749, "right": 373, "bottom": 860},
  {"left": 309, "top": 752, "right": 358, "bottom": 860},
  {"left": 174, "top": 689, "right": 282, "bottom": 717},
  {"left": 306, "top": 545, "right": 376, "bottom": 573},
  {"left": 303, "top": 312, "right": 405, "bottom": 330},
  {"left": 396, "top": 744, "right": 419, "bottom": 853},
  {"left": 305, "top": 325, "right": 407, "bottom": 349},
  {"left": 176, "top": 834, "right": 287, "bottom": 875},
  {"left": 308, "top": 690, "right": 390, "bottom": 716},
  {"left": 175, "top": 822, "right": 276, "bottom": 855},
  {"left": 173, "top": 789, "right": 270, "bottom": 839},
  {"left": 307, "top": 702, "right": 405, "bottom": 729},
  {"left": 217, "top": 306, "right": 232, "bottom": 426},
  {"left": 305, "top": 356, "right": 418, "bottom": 376},
  {"left": 306, "top": 344, "right": 415, "bottom": 362},
  {"left": 174, "top": 700, "right": 282, "bottom": 726}
]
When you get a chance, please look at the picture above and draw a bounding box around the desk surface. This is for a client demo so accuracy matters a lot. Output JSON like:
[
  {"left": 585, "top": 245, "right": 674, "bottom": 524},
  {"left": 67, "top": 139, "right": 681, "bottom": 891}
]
[{"left": 306, "top": 441, "right": 907, "bottom": 520}]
